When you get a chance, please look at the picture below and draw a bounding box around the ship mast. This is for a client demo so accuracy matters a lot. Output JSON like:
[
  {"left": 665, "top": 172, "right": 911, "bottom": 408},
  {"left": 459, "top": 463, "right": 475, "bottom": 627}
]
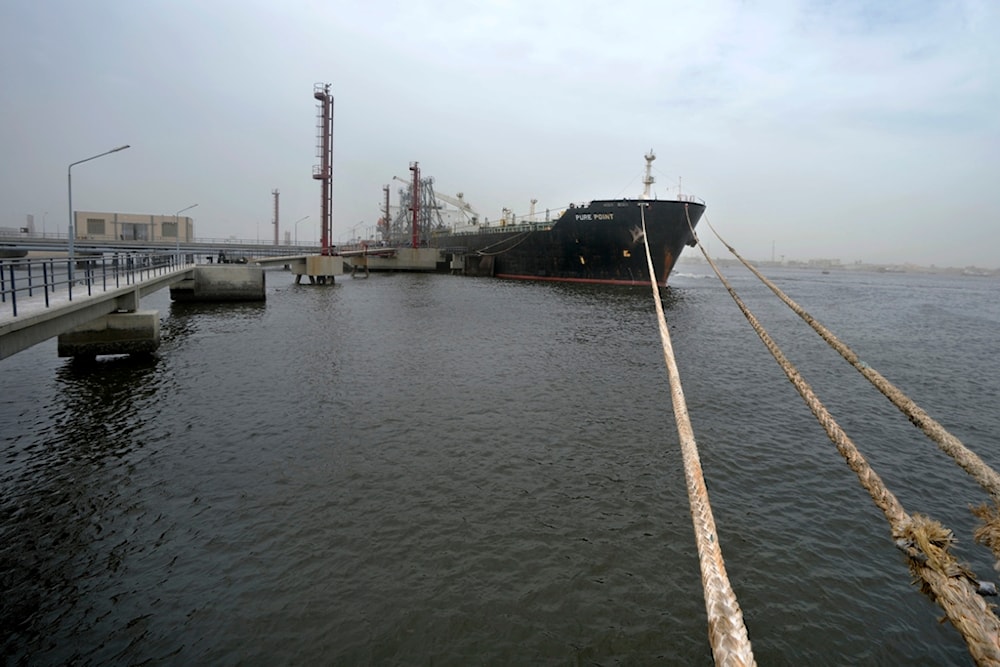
[{"left": 641, "top": 149, "right": 655, "bottom": 200}]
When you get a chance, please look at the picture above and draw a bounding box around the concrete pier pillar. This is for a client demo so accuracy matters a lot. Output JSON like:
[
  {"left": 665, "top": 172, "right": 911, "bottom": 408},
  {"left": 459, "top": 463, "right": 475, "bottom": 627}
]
[
  {"left": 351, "top": 256, "right": 370, "bottom": 278},
  {"left": 291, "top": 255, "right": 342, "bottom": 285},
  {"left": 169, "top": 265, "right": 266, "bottom": 302},
  {"left": 344, "top": 247, "right": 441, "bottom": 273},
  {"left": 57, "top": 310, "right": 160, "bottom": 359}
]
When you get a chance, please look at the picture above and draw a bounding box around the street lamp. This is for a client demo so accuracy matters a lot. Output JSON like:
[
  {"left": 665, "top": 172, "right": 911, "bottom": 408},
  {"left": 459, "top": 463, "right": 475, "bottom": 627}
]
[
  {"left": 292, "top": 215, "right": 309, "bottom": 245},
  {"left": 175, "top": 203, "right": 198, "bottom": 264},
  {"left": 68, "top": 144, "right": 130, "bottom": 280},
  {"left": 348, "top": 221, "right": 364, "bottom": 244}
]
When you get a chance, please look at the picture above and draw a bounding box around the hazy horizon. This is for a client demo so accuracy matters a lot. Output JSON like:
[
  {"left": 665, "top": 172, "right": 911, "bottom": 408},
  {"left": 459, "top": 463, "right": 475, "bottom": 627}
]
[{"left": 2, "top": 1, "right": 997, "bottom": 268}]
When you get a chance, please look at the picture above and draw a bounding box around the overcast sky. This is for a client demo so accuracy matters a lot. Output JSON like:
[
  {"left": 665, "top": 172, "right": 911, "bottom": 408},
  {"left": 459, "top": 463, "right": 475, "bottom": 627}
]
[{"left": 1, "top": 0, "right": 997, "bottom": 267}]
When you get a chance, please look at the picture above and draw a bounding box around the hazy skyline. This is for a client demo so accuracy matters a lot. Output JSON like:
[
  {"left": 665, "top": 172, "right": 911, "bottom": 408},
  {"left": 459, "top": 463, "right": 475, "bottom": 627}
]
[{"left": 2, "top": 0, "right": 997, "bottom": 267}]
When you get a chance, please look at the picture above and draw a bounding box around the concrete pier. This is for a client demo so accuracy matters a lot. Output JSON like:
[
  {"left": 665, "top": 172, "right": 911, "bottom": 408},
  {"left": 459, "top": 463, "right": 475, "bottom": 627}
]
[
  {"left": 57, "top": 310, "right": 160, "bottom": 358},
  {"left": 343, "top": 248, "right": 442, "bottom": 273},
  {"left": 289, "top": 255, "right": 343, "bottom": 285},
  {"left": 0, "top": 263, "right": 193, "bottom": 361},
  {"left": 170, "top": 265, "right": 266, "bottom": 302}
]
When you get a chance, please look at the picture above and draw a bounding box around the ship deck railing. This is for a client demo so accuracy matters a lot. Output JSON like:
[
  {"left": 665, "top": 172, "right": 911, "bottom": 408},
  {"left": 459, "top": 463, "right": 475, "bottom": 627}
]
[{"left": 432, "top": 220, "right": 555, "bottom": 238}]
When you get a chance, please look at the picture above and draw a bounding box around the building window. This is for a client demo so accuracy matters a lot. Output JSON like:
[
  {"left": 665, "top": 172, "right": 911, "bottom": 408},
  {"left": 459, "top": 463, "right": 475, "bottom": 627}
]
[
  {"left": 121, "top": 223, "right": 148, "bottom": 241},
  {"left": 163, "top": 221, "right": 178, "bottom": 238},
  {"left": 86, "top": 218, "right": 106, "bottom": 235}
]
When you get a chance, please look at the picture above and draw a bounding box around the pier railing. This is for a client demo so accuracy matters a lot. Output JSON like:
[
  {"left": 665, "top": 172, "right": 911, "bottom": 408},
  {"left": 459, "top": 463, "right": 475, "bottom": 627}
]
[{"left": 0, "top": 251, "right": 187, "bottom": 319}]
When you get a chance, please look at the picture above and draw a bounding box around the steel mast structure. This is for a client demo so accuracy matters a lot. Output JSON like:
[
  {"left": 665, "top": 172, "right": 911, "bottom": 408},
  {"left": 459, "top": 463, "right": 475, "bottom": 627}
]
[
  {"left": 641, "top": 149, "right": 655, "bottom": 200},
  {"left": 382, "top": 170, "right": 447, "bottom": 246},
  {"left": 409, "top": 162, "right": 420, "bottom": 248},
  {"left": 272, "top": 188, "right": 280, "bottom": 246},
  {"left": 312, "top": 83, "right": 334, "bottom": 254},
  {"left": 379, "top": 184, "right": 391, "bottom": 241}
]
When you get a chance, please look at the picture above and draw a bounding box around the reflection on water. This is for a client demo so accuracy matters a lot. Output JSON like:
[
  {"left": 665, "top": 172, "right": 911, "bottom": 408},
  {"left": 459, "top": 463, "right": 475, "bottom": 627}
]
[
  {"left": 56, "top": 354, "right": 162, "bottom": 452},
  {"left": 1, "top": 269, "right": 998, "bottom": 664},
  {"left": 3, "top": 353, "right": 164, "bottom": 664}
]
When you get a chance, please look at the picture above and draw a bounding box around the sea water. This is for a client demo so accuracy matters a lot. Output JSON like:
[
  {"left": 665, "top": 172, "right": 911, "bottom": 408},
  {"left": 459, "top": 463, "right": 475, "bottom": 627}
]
[{"left": 2, "top": 265, "right": 998, "bottom": 665}]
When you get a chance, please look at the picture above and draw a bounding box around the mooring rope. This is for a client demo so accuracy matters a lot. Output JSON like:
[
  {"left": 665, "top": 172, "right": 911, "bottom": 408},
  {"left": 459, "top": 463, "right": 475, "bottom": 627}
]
[
  {"left": 474, "top": 229, "right": 535, "bottom": 256},
  {"left": 640, "top": 206, "right": 756, "bottom": 666},
  {"left": 703, "top": 218, "right": 1000, "bottom": 565},
  {"left": 685, "top": 211, "right": 1000, "bottom": 665}
]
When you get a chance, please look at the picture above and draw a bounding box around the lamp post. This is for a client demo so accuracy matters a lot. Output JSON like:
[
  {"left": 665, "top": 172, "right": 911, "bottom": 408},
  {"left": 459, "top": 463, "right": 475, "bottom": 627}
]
[
  {"left": 68, "top": 144, "right": 130, "bottom": 280},
  {"left": 292, "top": 215, "right": 309, "bottom": 245},
  {"left": 175, "top": 203, "right": 198, "bottom": 265}
]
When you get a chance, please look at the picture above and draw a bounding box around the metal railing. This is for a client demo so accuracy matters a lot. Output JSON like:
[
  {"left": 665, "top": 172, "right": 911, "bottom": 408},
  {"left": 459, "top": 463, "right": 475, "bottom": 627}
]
[
  {"left": 0, "top": 251, "right": 187, "bottom": 319},
  {"left": 0, "top": 230, "right": 323, "bottom": 247}
]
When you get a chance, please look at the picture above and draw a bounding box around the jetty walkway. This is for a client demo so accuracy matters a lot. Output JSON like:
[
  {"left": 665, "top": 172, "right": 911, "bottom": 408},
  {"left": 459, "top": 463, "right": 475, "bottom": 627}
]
[
  {"left": 0, "top": 246, "right": 345, "bottom": 361},
  {"left": 0, "top": 252, "right": 194, "bottom": 360}
]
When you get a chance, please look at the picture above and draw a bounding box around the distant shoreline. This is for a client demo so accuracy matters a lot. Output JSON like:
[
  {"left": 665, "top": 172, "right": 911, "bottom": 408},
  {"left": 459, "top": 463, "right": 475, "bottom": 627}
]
[{"left": 677, "top": 255, "right": 998, "bottom": 277}]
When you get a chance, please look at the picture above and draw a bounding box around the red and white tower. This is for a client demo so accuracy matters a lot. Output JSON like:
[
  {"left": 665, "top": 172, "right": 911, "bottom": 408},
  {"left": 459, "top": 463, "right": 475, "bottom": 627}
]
[{"left": 312, "top": 83, "right": 334, "bottom": 254}]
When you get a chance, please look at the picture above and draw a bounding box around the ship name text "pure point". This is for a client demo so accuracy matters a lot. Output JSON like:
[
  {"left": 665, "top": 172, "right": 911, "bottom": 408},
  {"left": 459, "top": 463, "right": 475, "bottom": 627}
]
[{"left": 574, "top": 213, "right": 614, "bottom": 221}]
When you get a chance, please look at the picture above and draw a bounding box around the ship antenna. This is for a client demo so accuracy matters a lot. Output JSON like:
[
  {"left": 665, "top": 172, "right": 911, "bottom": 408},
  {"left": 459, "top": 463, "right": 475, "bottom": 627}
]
[{"left": 641, "top": 149, "right": 655, "bottom": 200}]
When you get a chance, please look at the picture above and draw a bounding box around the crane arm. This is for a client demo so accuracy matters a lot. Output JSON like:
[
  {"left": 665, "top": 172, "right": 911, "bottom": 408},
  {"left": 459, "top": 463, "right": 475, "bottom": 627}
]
[{"left": 391, "top": 175, "right": 478, "bottom": 215}]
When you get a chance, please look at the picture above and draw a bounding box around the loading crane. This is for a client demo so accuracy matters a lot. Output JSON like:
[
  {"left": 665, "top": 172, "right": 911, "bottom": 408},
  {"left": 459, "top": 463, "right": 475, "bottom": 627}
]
[
  {"left": 381, "top": 172, "right": 447, "bottom": 246},
  {"left": 391, "top": 176, "right": 479, "bottom": 226},
  {"left": 432, "top": 191, "right": 480, "bottom": 225}
]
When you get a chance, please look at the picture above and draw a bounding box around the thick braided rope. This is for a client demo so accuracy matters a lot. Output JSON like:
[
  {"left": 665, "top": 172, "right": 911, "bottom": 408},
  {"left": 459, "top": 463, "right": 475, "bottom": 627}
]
[
  {"left": 641, "top": 207, "right": 756, "bottom": 666},
  {"left": 688, "top": 217, "right": 1000, "bottom": 665},
  {"left": 704, "top": 219, "right": 1000, "bottom": 562},
  {"left": 474, "top": 229, "right": 534, "bottom": 256}
]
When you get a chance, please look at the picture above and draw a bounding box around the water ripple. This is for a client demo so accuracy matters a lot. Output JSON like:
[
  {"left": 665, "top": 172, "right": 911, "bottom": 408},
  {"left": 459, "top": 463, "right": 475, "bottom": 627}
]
[{"left": 2, "top": 269, "right": 996, "bottom": 664}]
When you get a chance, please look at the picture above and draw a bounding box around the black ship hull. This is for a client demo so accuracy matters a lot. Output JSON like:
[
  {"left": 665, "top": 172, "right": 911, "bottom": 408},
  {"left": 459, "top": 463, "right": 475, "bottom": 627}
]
[{"left": 431, "top": 198, "right": 705, "bottom": 286}]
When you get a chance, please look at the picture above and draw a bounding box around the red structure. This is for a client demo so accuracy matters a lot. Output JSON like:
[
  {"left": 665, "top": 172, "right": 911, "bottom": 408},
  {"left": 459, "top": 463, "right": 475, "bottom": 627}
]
[
  {"left": 312, "top": 83, "right": 334, "bottom": 254},
  {"left": 409, "top": 161, "right": 420, "bottom": 248}
]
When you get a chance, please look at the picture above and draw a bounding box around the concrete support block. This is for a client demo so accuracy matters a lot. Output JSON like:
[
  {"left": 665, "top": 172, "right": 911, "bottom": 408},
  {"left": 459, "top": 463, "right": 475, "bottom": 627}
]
[
  {"left": 355, "top": 247, "right": 442, "bottom": 272},
  {"left": 304, "top": 255, "right": 343, "bottom": 276},
  {"left": 168, "top": 278, "right": 196, "bottom": 301},
  {"left": 170, "top": 266, "right": 265, "bottom": 302},
  {"left": 57, "top": 310, "right": 160, "bottom": 358},
  {"left": 292, "top": 255, "right": 343, "bottom": 285},
  {"left": 115, "top": 285, "right": 142, "bottom": 312},
  {"left": 285, "top": 258, "right": 307, "bottom": 275}
]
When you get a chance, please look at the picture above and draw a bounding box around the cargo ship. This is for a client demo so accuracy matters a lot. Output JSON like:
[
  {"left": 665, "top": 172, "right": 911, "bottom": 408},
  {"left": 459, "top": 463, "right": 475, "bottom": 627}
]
[{"left": 429, "top": 151, "right": 705, "bottom": 286}]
